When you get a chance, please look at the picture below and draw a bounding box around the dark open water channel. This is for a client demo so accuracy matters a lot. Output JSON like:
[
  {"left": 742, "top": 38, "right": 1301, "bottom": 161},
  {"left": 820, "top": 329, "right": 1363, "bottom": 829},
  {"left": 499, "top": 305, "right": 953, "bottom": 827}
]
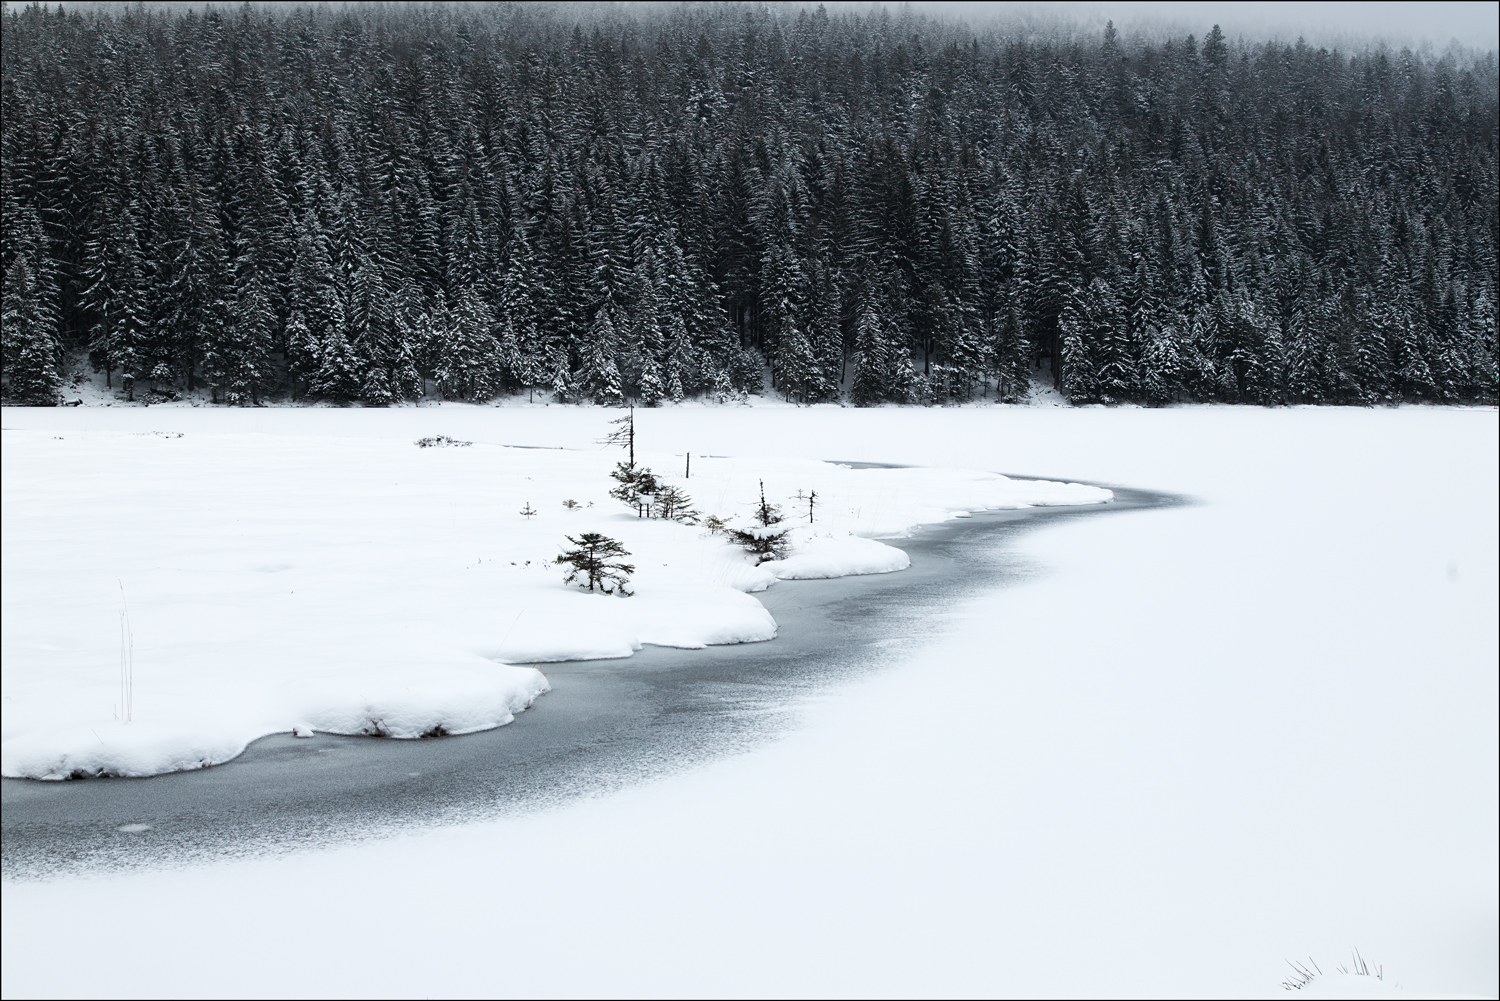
[{"left": 2, "top": 475, "right": 1182, "bottom": 880}]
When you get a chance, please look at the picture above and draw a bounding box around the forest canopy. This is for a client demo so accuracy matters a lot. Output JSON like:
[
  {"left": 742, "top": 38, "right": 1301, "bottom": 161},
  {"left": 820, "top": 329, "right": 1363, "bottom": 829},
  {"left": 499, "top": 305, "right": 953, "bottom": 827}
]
[{"left": 1, "top": 1, "right": 1496, "bottom": 406}]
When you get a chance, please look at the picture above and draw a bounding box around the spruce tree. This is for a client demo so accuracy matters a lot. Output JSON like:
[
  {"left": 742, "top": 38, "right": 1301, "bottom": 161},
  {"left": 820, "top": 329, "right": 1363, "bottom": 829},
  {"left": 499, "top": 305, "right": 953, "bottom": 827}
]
[
  {"left": 311, "top": 297, "right": 361, "bottom": 401},
  {"left": 233, "top": 269, "right": 275, "bottom": 405},
  {"left": 1, "top": 259, "right": 61, "bottom": 405},
  {"left": 582, "top": 308, "right": 624, "bottom": 405},
  {"left": 1141, "top": 324, "right": 1183, "bottom": 406},
  {"left": 664, "top": 314, "right": 694, "bottom": 403},
  {"left": 774, "top": 318, "right": 818, "bottom": 404},
  {"left": 83, "top": 202, "right": 148, "bottom": 392},
  {"left": 435, "top": 291, "right": 499, "bottom": 401},
  {"left": 850, "top": 295, "right": 890, "bottom": 407},
  {"left": 1057, "top": 300, "right": 1097, "bottom": 403}
]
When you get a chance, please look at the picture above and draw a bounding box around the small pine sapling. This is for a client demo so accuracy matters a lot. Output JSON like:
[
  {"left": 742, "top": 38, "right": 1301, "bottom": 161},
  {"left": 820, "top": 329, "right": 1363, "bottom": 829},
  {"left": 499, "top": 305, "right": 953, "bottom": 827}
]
[
  {"left": 727, "top": 522, "right": 791, "bottom": 562},
  {"left": 562, "top": 499, "right": 581, "bottom": 510},
  {"left": 654, "top": 484, "right": 699, "bottom": 523},
  {"left": 519, "top": 501, "right": 537, "bottom": 518},
  {"left": 600, "top": 405, "right": 636, "bottom": 465},
  {"left": 755, "top": 479, "right": 782, "bottom": 528},
  {"left": 727, "top": 480, "right": 792, "bottom": 562},
  {"left": 556, "top": 533, "right": 636, "bottom": 596}
]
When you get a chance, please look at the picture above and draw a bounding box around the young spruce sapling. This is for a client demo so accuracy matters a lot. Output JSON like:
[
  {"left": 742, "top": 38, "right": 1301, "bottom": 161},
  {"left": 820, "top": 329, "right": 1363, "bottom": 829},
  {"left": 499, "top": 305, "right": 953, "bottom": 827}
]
[{"left": 556, "top": 533, "right": 636, "bottom": 596}]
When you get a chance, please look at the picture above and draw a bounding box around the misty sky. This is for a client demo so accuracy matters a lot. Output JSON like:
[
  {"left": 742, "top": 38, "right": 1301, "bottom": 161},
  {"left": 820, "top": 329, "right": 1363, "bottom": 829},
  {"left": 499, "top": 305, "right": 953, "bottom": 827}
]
[
  {"left": 880, "top": 2, "right": 1498, "bottom": 53},
  {"left": 5, "top": 2, "right": 1497, "bottom": 54}
]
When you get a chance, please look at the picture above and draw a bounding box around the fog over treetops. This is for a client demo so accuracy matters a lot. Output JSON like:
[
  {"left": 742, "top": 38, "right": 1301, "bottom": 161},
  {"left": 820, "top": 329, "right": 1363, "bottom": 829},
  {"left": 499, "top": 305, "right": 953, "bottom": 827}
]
[{"left": 2, "top": 1, "right": 1495, "bottom": 407}]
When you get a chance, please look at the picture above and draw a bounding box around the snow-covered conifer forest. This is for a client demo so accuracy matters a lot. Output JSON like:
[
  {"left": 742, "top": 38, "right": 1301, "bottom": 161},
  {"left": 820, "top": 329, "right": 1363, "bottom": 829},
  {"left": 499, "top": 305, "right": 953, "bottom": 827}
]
[{"left": 1, "top": 2, "right": 1496, "bottom": 407}]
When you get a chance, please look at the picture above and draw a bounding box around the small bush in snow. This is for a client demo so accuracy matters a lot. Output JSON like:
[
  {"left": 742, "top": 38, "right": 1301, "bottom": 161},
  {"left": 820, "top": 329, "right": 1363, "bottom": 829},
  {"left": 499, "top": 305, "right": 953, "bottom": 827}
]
[
  {"left": 556, "top": 533, "right": 635, "bottom": 596},
  {"left": 561, "top": 499, "right": 581, "bottom": 510},
  {"left": 727, "top": 521, "right": 791, "bottom": 562},
  {"left": 609, "top": 462, "right": 698, "bottom": 522},
  {"left": 415, "top": 435, "right": 471, "bottom": 448},
  {"left": 609, "top": 461, "right": 660, "bottom": 517}
]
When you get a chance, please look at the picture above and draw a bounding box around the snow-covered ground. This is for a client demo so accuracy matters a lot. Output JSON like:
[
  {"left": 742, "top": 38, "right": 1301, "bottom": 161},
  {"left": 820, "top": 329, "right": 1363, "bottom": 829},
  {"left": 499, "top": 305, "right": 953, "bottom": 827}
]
[
  {"left": 0, "top": 412, "right": 1106, "bottom": 780},
  {"left": 2, "top": 403, "right": 1495, "bottom": 999}
]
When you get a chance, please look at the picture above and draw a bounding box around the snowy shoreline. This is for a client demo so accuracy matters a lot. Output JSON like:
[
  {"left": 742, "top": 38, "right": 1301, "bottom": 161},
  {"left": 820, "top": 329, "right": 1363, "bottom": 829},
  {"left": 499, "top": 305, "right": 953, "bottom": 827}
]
[
  {"left": 1, "top": 411, "right": 1109, "bottom": 782},
  {"left": 3, "top": 484, "right": 1161, "bottom": 880}
]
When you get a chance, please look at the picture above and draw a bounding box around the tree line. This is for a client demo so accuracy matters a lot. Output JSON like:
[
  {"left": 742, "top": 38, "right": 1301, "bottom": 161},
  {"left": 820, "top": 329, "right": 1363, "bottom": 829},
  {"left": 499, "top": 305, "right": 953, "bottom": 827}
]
[{"left": 1, "top": 2, "right": 1496, "bottom": 406}]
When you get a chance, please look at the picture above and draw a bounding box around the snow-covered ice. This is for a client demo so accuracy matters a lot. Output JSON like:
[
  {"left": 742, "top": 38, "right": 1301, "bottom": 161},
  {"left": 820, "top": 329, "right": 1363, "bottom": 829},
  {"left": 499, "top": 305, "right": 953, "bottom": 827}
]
[
  {"left": 0, "top": 412, "right": 1107, "bottom": 780},
  {"left": 2, "top": 403, "right": 1494, "bottom": 1000}
]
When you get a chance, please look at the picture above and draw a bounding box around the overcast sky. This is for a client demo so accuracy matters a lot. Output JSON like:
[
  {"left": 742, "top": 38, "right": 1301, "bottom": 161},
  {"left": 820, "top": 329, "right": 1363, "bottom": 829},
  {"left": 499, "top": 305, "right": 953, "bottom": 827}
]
[
  {"left": 8, "top": 2, "right": 1498, "bottom": 55},
  {"left": 871, "top": 2, "right": 1498, "bottom": 53}
]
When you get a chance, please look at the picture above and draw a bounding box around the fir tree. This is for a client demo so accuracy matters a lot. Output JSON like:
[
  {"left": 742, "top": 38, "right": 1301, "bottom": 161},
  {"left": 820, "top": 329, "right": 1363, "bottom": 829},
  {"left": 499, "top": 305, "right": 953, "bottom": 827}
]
[{"left": 1, "top": 258, "right": 61, "bottom": 405}]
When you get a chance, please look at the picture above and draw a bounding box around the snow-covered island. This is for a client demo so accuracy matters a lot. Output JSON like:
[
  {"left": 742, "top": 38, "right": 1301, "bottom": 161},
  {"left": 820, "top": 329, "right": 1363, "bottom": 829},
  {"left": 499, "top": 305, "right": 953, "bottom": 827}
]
[{"left": 0, "top": 423, "right": 1109, "bottom": 780}]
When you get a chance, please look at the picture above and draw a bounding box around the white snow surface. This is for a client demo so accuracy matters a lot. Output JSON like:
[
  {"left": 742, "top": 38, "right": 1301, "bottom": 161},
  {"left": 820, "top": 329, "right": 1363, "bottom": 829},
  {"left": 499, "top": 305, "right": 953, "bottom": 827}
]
[
  {"left": 761, "top": 529, "right": 912, "bottom": 578},
  {"left": 0, "top": 416, "right": 1106, "bottom": 779},
  {"left": 2, "top": 403, "right": 1495, "bottom": 1000},
  {"left": 1292, "top": 973, "right": 1410, "bottom": 998}
]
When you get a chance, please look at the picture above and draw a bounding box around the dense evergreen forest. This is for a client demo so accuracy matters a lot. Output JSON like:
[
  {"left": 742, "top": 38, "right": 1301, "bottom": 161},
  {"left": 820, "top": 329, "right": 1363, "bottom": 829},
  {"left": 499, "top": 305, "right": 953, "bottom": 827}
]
[{"left": 1, "top": 2, "right": 1496, "bottom": 407}]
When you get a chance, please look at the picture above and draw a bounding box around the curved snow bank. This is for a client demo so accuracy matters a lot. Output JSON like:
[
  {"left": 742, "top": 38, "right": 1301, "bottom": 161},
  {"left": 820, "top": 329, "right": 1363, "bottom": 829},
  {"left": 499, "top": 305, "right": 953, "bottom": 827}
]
[
  {"left": 2, "top": 660, "right": 550, "bottom": 781},
  {"left": 300, "top": 662, "right": 550, "bottom": 739},
  {"left": 2, "top": 724, "right": 256, "bottom": 782},
  {"left": 763, "top": 532, "right": 912, "bottom": 579}
]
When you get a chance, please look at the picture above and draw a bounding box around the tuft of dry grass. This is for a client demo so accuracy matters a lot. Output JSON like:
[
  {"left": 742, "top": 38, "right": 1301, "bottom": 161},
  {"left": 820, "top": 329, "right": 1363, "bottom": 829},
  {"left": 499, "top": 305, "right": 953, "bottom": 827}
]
[{"left": 1281, "top": 950, "right": 1384, "bottom": 991}]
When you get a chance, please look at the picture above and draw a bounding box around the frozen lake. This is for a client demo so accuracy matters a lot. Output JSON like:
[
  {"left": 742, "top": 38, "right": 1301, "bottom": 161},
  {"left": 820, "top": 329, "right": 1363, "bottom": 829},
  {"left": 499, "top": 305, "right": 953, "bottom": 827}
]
[{"left": 3, "top": 403, "right": 1494, "bottom": 999}]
